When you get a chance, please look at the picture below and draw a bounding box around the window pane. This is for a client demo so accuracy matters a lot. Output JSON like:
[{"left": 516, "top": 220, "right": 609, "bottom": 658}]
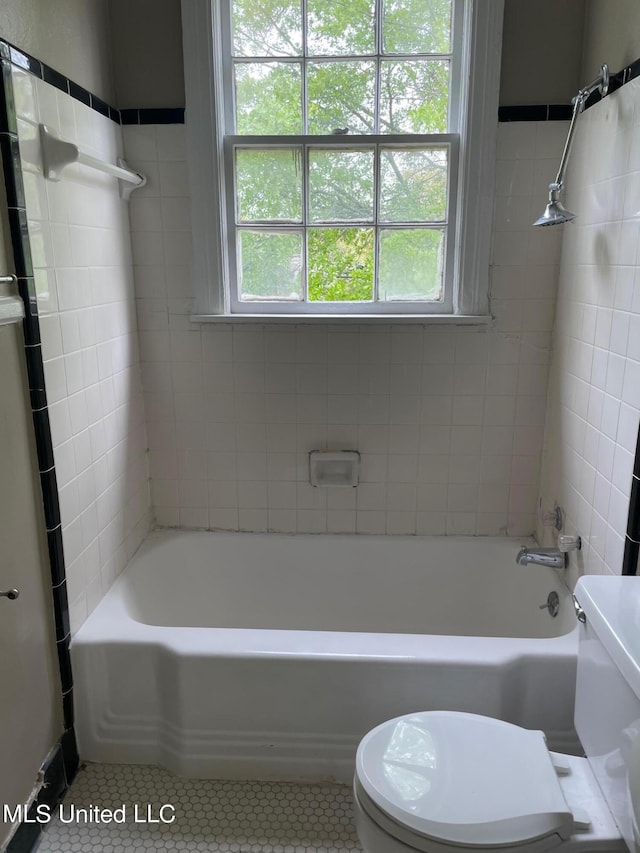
[
  {"left": 236, "top": 149, "right": 303, "bottom": 222},
  {"left": 307, "top": 61, "right": 376, "bottom": 134},
  {"left": 379, "top": 228, "right": 444, "bottom": 301},
  {"left": 232, "top": 0, "right": 302, "bottom": 57},
  {"left": 308, "top": 228, "right": 374, "bottom": 301},
  {"left": 234, "top": 62, "right": 302, "bottom": 134},
  {"left": 382, "top": 0, "right": 452, "bottom": 54},
  {"left": 379, "top": 60, "right": 449, "bottom": 133},
  {"left": 238, "top": 231, "right": 303, "bottom": 300},
  {"left": 306, "top": 0, "right": 376, "bottom": 56},
  {"left": 379, "top": 148, "right": 448, "bottom": 222},
  {"left": 309, "top": 149, "right": 374, "bottom": 223}
]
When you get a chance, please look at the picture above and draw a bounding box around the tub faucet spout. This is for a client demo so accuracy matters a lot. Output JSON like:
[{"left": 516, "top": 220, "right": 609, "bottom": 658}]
[{"left": 516, "top": 547, "right": 567, "bottom": 569}]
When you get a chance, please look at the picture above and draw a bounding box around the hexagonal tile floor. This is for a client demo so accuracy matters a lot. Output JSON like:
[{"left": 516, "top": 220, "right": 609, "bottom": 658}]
[{"left": 38, "top": 763, "right": 362, "bottom": 852}]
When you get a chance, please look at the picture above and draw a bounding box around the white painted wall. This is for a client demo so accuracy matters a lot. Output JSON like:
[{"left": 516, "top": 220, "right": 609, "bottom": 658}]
[
  {"left": 0, "top": 0, "right": 114, "bottom": 103},
  {"left": 582, "top": 0, "right": 640, "bottom": 82}
]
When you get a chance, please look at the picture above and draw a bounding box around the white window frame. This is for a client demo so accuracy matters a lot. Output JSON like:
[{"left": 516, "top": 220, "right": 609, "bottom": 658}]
[{"left": 182, "top": 0, "right": 504, "bottom": 320}]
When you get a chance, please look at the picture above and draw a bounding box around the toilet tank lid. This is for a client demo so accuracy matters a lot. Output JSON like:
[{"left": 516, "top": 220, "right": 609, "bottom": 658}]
[
  {"left": 356, "top": 711, "right": 574, "bottom": 847},
  {"left": 575, "top": 576, "right": 640, "bottom": 700}
]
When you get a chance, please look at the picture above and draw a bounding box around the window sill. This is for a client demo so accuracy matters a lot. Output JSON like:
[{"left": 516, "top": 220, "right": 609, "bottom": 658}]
[{"left": 191, "top": 313, "right": 493, "bottom": 326}]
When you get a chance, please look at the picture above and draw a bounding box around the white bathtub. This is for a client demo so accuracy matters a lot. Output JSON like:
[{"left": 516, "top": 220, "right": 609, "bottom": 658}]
[{"left": 72, "top": 530, "right": 579, "bottom": 782}]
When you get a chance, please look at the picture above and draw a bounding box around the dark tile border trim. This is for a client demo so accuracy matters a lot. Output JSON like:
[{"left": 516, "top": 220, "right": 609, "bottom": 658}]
[
  {"left": 499, "top": 104, "right": 572, "bottom": 122},
  {"left": 622, "top": 420, "right": 640, "bottom": 575},
  {"left": 2, "top": 39, "right": 640, "bottom": 128},
  {"left": 0, "top": 54, "right": 77, "bottom": 818},
  {"left": 6, "top": 736, "right": 79, "bottom": 852},
  {"left": 0, "top": 40, "right": 185, "bottom": 829},
  {"left": 6, "top": 40, "right": 638, "bottom": 129},
  {"left": 499, "top": 57, "right": 640, "bottom": 122},
  {"left": 628, "top": 475, "right": 640, "bottom": 542},
  {"left": 121, "top": 107, "right": 186, "bottom": 125},
  {"left": 623, "top": 536, "right": 640, "bottom": 577},
  {"left": 0, "top": 38, "right": 121, "bottom": 124},
  {"left": 0, "top": 37, "right": 187, "bottom": 126}
]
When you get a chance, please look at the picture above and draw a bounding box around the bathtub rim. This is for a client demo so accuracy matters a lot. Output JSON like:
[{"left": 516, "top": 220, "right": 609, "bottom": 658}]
[
  {"left": 72, "top": 527, "right": 579, "bottom": 662},
  {"left": 71, "top": 529, "right": 581, "bottom": 780}
]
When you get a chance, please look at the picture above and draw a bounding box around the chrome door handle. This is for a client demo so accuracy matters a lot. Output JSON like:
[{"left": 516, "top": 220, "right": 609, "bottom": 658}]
[{"left": 0, "top": 588, "right": 19, "bottom": 600}]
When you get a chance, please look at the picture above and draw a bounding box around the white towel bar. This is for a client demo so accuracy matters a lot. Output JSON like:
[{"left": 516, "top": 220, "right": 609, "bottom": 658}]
[{"left": 39, "top": 124, "right": 146, "bottom": 200}]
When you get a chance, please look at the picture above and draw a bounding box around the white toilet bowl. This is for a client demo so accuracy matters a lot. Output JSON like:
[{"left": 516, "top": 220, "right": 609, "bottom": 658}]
[
  {"left": 353, "top": 710, "right": 625, "bottom": 853},
  {"left": 353, "top": 575, "right": 640, "bottom": 853}
]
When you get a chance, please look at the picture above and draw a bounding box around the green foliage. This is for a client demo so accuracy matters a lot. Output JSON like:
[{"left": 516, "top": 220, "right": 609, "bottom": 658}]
[
  {"left": 379, "top": 147, "right": 447, "bottom": 221},
  {"left": 239, "top": 231, "right": 302, "bottom": 300},
  {"left": 379, "top": 228, "right": 444, "bottom": 300},
  {"left": 309, "top": 149, "right": 374, "bottom": 222},
  {"left": 380, "top": 60, "right": 449, "bottom": 133},
  {"left": 383, "top": 0, "right": 452, "bottom": 54},
  {"left": 308, "top": 229, "right": 374, "bottom": 301},
  {"left": 235, "top": 63, "right": 302, "bottom": 135},
  {"left": 231, "top": 0, "right": 452, "bottom": 303},
  {"left": 307, "top": 0, "right": 376, "bottom": 55},
  {"left": 307, "top": 61, "right": 376, "bottom": 134},
  {"left": 236, "top": 148, "right": 303, "bottom": 221},
  {"left": 232, "top": 0, "right": 302, "bottom": 56}
]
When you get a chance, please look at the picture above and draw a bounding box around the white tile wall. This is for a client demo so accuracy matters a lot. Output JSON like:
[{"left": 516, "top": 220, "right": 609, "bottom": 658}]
[
  {"left": 539, "top": 78, "right": 640, "bottom": 578},
  {"left": 123, "top": 121, "right": 567, "bottom": 537},
  {"left": 12, "top": 67, "right": 152, "bottom": 632}
]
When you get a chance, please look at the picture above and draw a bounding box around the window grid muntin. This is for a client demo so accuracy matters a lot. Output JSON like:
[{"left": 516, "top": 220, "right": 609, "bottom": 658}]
[
  {"left": 230, "top": 54, "right": 453, "bottom": 136},
  {"left": 230, "top": 0, "right": 454, "bottom": 137},
  {"left": 229, "top": 1, "right": 454, "bottom": 60},
  {"left": 302, "top": 132, "right": 309, "bottom": 300},
  {"left": 222, "top": 1, "right": 461, "bottom": 315},
  {"left": 235, "top": 223, "right": 447, "bottom": 304},
  {"left": 374, "top": 0, "right": 382, "bottom": 133},
  {"left": 229, "top": 0, "right": 460, "bottom": 58},
  {"left": 373, "top": 131, "right": 381, "bottom": 297},
  {"left": 230, "top": 138, "right": 452, "bottom": 305},
  {"left": 301, "top": 0, "right": 308, "bottom": 134}
]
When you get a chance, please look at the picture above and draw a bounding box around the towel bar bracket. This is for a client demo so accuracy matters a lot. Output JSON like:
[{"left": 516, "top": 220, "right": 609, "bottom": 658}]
[{"left": 39, "top": 124, "right": 146, "bottom": 200}]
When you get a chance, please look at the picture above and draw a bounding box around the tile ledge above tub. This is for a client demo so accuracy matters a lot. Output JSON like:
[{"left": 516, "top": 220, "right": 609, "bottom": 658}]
[
  {"left": 190, "top": 313, "right": 493, "bottom": 326},
  {"left": 0, "top": 293, "right": 25, "bottom": 325}
]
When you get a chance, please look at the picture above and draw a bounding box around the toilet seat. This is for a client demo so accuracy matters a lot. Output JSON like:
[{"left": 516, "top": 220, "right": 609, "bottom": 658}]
[{"left": 355, "top": 711, "right": 576, "bottom": 849}]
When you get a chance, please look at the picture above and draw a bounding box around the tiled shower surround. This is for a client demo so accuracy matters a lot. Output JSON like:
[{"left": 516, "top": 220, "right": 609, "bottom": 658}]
[
  {"left": 12, "top": 66, "right": 152, "bottom": 633},
  {"left": 540, "top": 77, "right": 640, "bottom": 577},
  {"left": 124, "top": 120, "right": 567, "bottom": 537}
]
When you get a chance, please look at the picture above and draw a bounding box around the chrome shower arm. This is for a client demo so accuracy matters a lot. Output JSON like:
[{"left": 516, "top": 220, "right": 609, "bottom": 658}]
[
  {"left": 550, "top": 64, "right": 609, "bottom": 197},
  {"left": 550, "top": 93, "right": 586, "bottom": 195},
  {"left": 550, "top": 65, "right": 609, "bottom": 196}
]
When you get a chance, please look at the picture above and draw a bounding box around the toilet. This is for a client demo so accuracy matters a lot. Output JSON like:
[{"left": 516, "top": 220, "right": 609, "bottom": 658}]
[{"left": 353, "top": 575, "right": 640, "bottom": 853}]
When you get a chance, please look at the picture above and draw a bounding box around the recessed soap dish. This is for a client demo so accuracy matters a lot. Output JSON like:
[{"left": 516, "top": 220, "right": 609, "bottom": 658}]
[{"left": 309, "top": 450, "right": 360, "bottom": 487}]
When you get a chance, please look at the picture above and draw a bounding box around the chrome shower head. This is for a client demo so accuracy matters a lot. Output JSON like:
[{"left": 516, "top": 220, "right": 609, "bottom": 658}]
[
  {"left": 532, "top": 64, "right": 608, "bottom": 228},
  {"left": 533, "top": 199, "right": 577, "bottom": 227}
]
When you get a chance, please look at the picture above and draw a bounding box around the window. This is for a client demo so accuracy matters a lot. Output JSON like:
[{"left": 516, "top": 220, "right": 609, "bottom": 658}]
[{"left": 182, "top": 0, "right": 503, "bottom": 319}]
